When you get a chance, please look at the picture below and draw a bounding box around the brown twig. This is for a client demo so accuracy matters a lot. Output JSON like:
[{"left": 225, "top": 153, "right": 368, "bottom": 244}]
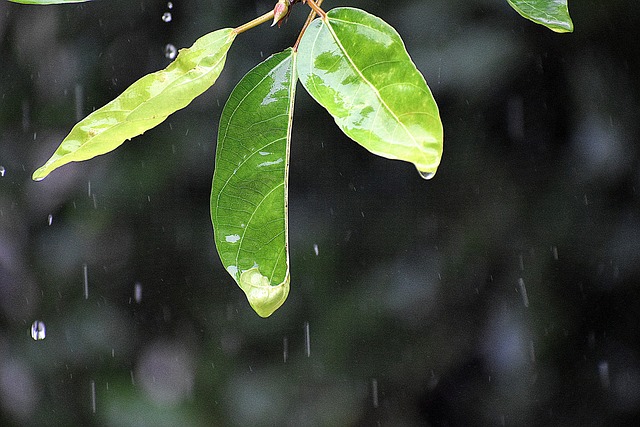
[{"left": 293, "top": 0, "right": 325, "bottom": 51}]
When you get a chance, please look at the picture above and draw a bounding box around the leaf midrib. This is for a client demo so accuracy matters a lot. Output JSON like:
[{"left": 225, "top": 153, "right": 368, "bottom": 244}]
[{"left": 322, "top": 16, "right": 425, "bottom": 161}]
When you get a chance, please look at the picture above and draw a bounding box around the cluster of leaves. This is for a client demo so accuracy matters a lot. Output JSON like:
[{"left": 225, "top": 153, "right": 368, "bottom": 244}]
[{"left": 9, "top": 0, "right": 573, "bottom": 317}]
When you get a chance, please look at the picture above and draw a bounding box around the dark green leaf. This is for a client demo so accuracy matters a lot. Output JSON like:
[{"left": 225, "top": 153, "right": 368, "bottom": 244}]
[
  {"left": 211, "top": 48, "right": 296, "bottom": 317},
  {"left": 297, "top": 7, "right": 443, "bottom": 179},
  {"left": 32, "top": 28, "right": 236, "bottom": 181},
  {"left": 507, "top": 0, "right": 574, "bottom": 33}
]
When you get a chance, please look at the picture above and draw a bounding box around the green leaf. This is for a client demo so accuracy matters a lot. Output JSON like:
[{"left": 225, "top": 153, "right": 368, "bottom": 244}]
[
  {"left": 211, "top": 48, "right": 296, "bottom": 318},
  {"left": 32, "top": 28, "right": 236, "bottom": 181},
  {"left": 297, "top": 7, "right": 443, "bottom": 179},
  {"left": 507, "top": 0, "right": 574, "bottom": 33},
  {"left": 7, "top": 0, "right": 90, "bottom": 4}
]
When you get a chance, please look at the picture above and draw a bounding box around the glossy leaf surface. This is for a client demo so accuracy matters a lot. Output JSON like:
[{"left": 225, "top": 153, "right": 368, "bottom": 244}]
[
  {"left": 7, "top": 0, "right": 90, "bottom": 4},
  {"left": 33, "top": 28, "right": 236, "bottom": 181},
  {"left": 297, "top": 7, "right": 443, "bottom": 178},
  {"left": 211, "top": 49, "right": 296, "bottom": 317},
  {"left": 507, "top": 0, "right": 574, "bottom": 33}
]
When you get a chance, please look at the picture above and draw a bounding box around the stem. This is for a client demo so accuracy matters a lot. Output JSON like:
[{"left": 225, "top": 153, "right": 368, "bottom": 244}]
[
  {"left": 233, "top": 10, "right": 275, "bottom": 35},
  {"left": 293, "top": 0, "right": 325, "bottom": 51},
  {"left": 305, "top": 0, "right": 327, "bottom": 19}
]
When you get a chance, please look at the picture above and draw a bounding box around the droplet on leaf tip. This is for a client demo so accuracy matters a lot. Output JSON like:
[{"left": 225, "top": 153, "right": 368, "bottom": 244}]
[{"left": 418, "top": 170, "right": 436, "bottom": 180}]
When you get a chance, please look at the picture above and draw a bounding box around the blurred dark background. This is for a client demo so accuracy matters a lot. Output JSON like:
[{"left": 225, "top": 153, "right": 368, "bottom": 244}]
[{"left": 1, "top": 0, "right": 640, "bottom": 425}]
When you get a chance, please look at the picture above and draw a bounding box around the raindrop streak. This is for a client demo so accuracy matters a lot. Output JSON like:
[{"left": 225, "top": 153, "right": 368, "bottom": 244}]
[
  {"left": 517, "top": 278, "right": 529, "bottom": 307},
  {"left": 164, "top": 44, "right": 177, "bottom": 60},
  {"left": 74, "top": 83, "right": 84, "bottom": 121},
  {"left": 83, "top": 264, "right": 89, "bottom": 299},
  {"left": 162, "top": 12, "right": 172, "bottom": 22},
  {"left": 529, "top": 340, "right": 536, "bottom": 363},
  {"left": 47, "top": 214, "right": 53, "bottom": 226},
  {"left": 22, "top": 100, "right": 30, "bottom": 131},
  {"left": 90, "top": 379, "right": 96, "bottom": 414},
  {"left": 598, "top": 361, "right": 610, "bottom": 390},
  {"left": 134, "top": 282, "right": 142, "bottom": 303},
  {"left": 418, "top": 170, "right": 435, "bottom": 180},
  {"left": 283, "top": 336, "right": 288, "bottom": 363},
  {"left": 30, "top": 320, "right": 46, "bottom": 340},
  {"left": 313, "top": 243, "right": 319, "bottom": 256},
  {"left": 304, "top": 321, "right": 311, "bottom": 357},
  {"left": 371, "top": 378, "right": 379, "bottom": 408},
  {"left": 552, "top": 246, "right": 559, "bottom": 260},
  {"left": 0, "top": 166, "right": 5, "bottom": 177}
]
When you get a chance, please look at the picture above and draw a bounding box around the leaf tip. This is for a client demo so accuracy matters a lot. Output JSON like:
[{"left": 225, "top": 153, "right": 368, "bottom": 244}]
[
  {"left": 238, "top": 267, "right": 289, "bottom": 317},
  {"left": 32, "top": 168, "right": 48, "bottom": 182},
  {"left": 553, "top": 21, "right": 574, "bottom": 33}
]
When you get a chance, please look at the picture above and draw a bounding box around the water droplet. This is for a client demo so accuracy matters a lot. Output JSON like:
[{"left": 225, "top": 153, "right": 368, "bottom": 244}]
[
  {"left": 30, "top": 320, "right": 46, "bottom": 340},
  {"left": 134, "top": 282, "right": 142, "bottom": 303},
  {"left": 0, "top": 166, "right": 5, "bottom": 177},
  {"left": 161, "top": 12, "right": 172, "bottom": 22},
  {"left": 225, "top": 234, "right": 241, "bottom": 243},
  {"left": 313, "top": 243, "right": 319, "bottom": 256},
  {"left": 83, "top": 263, "right": 89, "bottom": 299},
  {"left": 227, "top": 265, "right": 238, "bottom": 277},
  {"left": 304, "top": 321, "right": 311, "bottom": 357},
  {"left": 164, "top": 43, "right": 177, "bottom": 59},
  {"left": 418, "top": 170, "right": 436, "bottom": 180},
  {"left": 167, "top": 1, "right": 173, "bottom": 9},
  {"left": 47, "top": 214, "right": 53, "bottom": 226}
]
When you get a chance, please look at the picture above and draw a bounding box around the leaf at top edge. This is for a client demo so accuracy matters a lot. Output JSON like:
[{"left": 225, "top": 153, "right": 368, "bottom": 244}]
[
  {"left": 297, "top": 7, "right": 443, "bottom": 179},
  {"left": 211, "top": 48, "right": 297, "bottom": 318},
  {"left": 32, "top": 28, "right": 236, "bottom": 181},
  {"left": 7, "top": 0, "right": 91, "bottom": 4},
  {"left": 507, "top": 0, "right": 574, "bottom": 33}
]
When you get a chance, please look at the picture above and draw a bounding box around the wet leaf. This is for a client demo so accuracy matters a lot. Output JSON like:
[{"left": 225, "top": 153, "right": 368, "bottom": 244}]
[
  {"left": 7, "top": 0, "right": 91, "bottom": 4},
  {"left": 297, "top": 7, "right": 443, "bottom": 178},
  {"left": 507, "top": 0, "right": 574, "bottom": 33},
  {"left": 32, "top": 28, "right": 236, "bottom": 181},
  {"left": 211, "top": 48, "right": 296, "bottom": 318}
]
